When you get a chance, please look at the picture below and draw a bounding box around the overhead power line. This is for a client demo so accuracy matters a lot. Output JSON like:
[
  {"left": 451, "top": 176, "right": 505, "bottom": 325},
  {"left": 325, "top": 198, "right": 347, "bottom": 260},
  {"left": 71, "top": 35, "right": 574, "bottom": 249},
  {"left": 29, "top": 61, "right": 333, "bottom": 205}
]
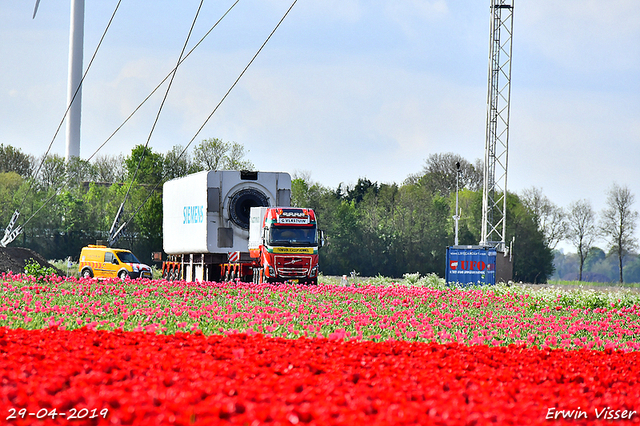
[
  {"left": 2, "top": 0, "right": 123, "bottom": 247},
  {"left": 179, "top": 0, "right": 300, "bottom": 156},
  {"left": 3, "top": 0, "right": 299, "bottom": 248},
  {"left": 109, "top": 0, "right": 206, "bottom": 247},
  {"left": 4, "top": 0, "right": 242, "bottom": 248},
  {"left": 111, "top": 0, "right": 300, "bottom": 242},
  {"left": 86, "top": 0, "right": 243, "bottom": 162}
]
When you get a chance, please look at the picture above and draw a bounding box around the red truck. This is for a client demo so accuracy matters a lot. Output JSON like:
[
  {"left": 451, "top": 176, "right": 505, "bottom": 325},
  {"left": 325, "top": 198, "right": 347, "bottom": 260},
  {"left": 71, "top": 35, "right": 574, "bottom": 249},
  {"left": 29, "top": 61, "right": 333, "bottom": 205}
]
[
  {"left": 161, "top": 170, "right": 322, "bottom": 284},
  {"left": 224, "top": 207, "right": 320, "bottom": 284}
]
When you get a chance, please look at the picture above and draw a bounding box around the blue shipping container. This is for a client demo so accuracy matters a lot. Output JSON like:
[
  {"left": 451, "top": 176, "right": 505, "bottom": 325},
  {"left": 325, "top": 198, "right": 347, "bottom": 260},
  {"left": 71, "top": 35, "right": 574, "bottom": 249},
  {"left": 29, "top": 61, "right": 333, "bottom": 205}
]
[{"left": 446, "top": 246, "right": 497, "bottom": 285}]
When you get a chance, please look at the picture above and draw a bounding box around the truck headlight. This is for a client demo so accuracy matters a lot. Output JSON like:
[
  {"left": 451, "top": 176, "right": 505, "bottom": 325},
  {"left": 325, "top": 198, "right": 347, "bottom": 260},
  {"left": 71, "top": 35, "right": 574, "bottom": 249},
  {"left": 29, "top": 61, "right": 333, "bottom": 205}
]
[
  {"left": 267, "top": 265, "right": 275, "bottom": 277},
  {"left": 310, "top": 265, "right": 318, "bottom": 277}
]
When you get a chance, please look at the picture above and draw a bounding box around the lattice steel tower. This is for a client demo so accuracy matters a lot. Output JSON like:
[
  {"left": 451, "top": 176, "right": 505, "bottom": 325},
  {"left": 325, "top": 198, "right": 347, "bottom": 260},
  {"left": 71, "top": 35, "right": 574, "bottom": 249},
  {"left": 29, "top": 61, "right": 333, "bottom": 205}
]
[{"left": 480, "top": 0, "right": 514, "bottom": 251}]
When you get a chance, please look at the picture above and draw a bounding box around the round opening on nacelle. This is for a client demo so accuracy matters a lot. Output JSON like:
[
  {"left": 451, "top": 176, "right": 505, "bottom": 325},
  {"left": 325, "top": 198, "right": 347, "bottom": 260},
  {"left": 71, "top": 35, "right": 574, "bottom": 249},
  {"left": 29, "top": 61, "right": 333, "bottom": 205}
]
[{"left": 229, "top": 188, "right": 269, "bottom": 229}]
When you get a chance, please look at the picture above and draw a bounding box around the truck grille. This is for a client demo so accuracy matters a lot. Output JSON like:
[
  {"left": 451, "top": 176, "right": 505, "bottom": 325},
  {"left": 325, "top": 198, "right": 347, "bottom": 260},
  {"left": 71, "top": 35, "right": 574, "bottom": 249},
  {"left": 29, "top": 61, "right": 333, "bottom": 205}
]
[{"left": 274, "top": 255, "right": 311, "bottom": 277}]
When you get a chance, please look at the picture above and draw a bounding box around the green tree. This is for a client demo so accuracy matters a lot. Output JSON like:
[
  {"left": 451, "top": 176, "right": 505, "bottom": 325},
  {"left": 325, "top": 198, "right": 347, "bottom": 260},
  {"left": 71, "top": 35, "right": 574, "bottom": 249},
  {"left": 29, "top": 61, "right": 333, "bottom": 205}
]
[
  {"left": 192, "top": 138, "right": 254, "bottom": 171},
  {"left": 584, "top": 246, "right": 606, "bottom": 271},
  {"left": 65, "top": 156, "right": 95, "bottom": 187},
  {"left": 125, "top": 145, "right": 164, "bottom": 185},
  {"left": 46, "top": 188, "right": 94, "bottom": 257},
  {"left": 291, "top": 173, "right": 326, "bottom": 212},
  {"left": 0, "top": 172, "right": 23, "bottom": 213},
  {"left": 600, "top": 183, "right": 638, "bottom": 283},
  {"left": 506, "top": 193, "right": 554, "bottom": 283},
  {"left": 418, "top": 152, "right": 483, "bottom": 197},
  {"left": 345, "top": 178, "right": 378, "bottom": 204},
  {"left": 322, "top": 199, "right": 364, "bottom": 274},
  {"left": 0, "top": 144, "right": 33, "bottom": 178},
  {"left": 623, "top": 255, "right": 640, "bottom": 284},
  {"left": 225, "top": 142, "right": 254, "bottom": 171},
  {"left": 83, "top": 182, "right": 116, "bottom": 233},
  {"left": 164, "top": 144, "right": 195, "bottom": 180},
  {"left": 134, "top": 190, "right": 163, "bottom": 255},
  {"left": 92, "top": 154, "right": 126, "bottom": 183},
  {"left": 398, "top": 184, "right": 450, "bottom": 276},
  {"left": 567, "top": 199, "right": 598, "bottom": 281},
  {"left": 36, "top": 154, "right": 66, "bottom": 190},
  {"left": 448, "top": 188, "right": 483, "bottom": 246},
  {"left": 359, "top": 183, "right": 402, "bottom": 277},
  {"left": 520, "top": 186, "right": 568, "bottom": 250}
]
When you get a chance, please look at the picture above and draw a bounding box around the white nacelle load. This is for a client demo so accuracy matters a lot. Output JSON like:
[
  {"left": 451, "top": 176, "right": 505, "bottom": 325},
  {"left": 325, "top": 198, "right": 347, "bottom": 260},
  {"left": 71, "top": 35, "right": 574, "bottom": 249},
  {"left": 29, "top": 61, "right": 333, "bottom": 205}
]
[{"left": 163, "top": 170, "right": 291, "bottom": 255}]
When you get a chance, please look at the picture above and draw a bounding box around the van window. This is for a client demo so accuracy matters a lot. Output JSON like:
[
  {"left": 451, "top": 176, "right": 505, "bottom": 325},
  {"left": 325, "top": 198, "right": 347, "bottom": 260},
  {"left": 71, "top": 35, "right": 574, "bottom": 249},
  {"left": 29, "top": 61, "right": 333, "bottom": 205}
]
[
  {"left": 117, "top": 252, "right": 140, "bottom": 264},
  {"left": 105, "top": 252, "right": 115, "bottom": 263}
]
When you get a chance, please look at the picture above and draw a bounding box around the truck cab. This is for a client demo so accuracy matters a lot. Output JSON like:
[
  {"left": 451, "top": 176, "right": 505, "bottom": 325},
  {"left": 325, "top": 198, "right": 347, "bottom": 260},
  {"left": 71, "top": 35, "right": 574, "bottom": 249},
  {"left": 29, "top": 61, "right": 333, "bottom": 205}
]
[{"left": 249, "top": 207, "right": 320, "bottom": 285}]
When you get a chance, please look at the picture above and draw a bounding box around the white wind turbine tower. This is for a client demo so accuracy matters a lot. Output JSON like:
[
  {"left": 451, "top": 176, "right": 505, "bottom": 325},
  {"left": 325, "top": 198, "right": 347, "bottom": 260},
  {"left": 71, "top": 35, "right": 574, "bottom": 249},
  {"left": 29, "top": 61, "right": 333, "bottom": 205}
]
[{"left": 33, "top": 0, "right": 84, "bottom": 160}]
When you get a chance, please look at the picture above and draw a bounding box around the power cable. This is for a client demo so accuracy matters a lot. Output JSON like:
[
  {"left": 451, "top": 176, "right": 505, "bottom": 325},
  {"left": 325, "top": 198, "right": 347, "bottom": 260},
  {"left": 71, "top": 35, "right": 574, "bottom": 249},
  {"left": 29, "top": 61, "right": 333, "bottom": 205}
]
[
  {"left": 180, "top": 0, "right": 299, "bottom": 157},
  {"left": 22, "top": 0, "right": 124, "bottom": 210},
  {"left": 111, "top": 0, "right": 300, "bottom": 243},
  {"left": 86, "top": 0, "right": 242, "bottom": 162},
  {"left": 2, "top": 0, "right": 124, "bottom": 247},
  {"left": 108, "top": 0, "right": 205, "bottom": 246},
  {"left": 2, "top": 0, "right": 243, "bottom": 247}
]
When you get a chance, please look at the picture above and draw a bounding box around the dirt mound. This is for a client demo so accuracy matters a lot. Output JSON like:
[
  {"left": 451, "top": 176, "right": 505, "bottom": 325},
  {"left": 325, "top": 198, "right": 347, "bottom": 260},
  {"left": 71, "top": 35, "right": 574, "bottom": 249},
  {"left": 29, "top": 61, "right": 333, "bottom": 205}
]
[{"left": 0, "top": 247, "right": 63, "bottom": 276}]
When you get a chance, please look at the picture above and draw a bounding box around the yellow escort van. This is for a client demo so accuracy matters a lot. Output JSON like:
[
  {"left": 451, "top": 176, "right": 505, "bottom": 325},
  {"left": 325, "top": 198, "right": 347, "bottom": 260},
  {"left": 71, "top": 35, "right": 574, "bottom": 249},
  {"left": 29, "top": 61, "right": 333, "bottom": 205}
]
[{"left": 78, "top": 245, "right": 152, "bottom": 280}]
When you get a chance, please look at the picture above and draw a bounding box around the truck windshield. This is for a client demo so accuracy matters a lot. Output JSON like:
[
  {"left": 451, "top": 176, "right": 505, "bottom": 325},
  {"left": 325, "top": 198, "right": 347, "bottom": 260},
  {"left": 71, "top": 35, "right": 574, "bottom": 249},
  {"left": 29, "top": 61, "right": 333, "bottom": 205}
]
[
  {"left": 116, "top": 251, "right": 141, "bottom": 264},
  {"left": 268, "top": 226, "right": 317, "bottom": 246}
]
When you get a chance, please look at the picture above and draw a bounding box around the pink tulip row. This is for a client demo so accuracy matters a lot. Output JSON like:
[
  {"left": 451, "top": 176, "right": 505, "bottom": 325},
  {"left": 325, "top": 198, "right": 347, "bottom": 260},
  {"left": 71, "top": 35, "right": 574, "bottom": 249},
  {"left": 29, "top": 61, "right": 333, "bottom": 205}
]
[{"left": 1, "top": 273, "right": 639, "bottom": 351}]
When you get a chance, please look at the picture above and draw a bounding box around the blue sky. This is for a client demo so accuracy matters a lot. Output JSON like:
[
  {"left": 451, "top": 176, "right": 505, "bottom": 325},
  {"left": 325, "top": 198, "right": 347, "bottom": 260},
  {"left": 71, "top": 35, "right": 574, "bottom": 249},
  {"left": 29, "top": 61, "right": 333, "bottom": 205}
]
[{"left": 1, "top": 0, "right": 639, "bottom": 251}]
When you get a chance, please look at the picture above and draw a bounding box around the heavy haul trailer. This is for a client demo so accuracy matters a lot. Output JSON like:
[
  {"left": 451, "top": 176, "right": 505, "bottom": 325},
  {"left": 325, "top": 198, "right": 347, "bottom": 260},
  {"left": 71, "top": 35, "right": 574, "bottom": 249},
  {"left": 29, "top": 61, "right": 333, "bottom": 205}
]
[{"left": 162, "top": 170, "right": 321, "bottom": 284}]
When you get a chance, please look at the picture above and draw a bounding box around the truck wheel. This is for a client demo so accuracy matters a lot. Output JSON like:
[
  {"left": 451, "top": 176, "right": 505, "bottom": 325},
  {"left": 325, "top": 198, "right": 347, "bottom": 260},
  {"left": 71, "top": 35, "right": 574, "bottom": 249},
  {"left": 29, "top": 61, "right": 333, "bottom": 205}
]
[
  {"left": 118, "top": 270, "right": 128, "bottom": 280},
  {"left": 81, "top": 268, "right": 93, "bottom": 278}
]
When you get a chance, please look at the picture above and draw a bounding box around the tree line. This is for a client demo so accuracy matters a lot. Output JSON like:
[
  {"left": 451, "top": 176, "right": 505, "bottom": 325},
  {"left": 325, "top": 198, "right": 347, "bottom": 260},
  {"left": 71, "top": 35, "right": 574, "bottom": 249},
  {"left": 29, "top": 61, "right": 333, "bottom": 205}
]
[
  {"left": 521, "top": 185, "right": 639, "bottom": 283},
  {"left": 2, "top": 142, "right": 637, "bottom": 283},
  {"left": 0, "top": 139, "right": 253, "bottom": 263},
  {"left": 552, "top": 247, "right": 640, "bottom": 283},
  {"left": 292, "top": 153, "right": 553, "bottom": 282}
]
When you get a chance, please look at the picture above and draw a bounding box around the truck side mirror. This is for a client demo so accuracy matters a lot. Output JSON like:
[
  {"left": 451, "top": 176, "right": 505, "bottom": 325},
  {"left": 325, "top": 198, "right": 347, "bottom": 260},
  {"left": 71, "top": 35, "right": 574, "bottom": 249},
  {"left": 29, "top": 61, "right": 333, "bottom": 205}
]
[{"left": 319, "top": 230, "right": 326, "bottom": 247}]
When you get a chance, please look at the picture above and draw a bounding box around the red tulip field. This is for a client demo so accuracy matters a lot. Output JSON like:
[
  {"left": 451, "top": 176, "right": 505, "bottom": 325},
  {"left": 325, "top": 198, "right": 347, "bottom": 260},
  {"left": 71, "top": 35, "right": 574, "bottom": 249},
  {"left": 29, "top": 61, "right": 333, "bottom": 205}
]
[{"left": 1, "top": 273, "right": 640, "bottom": 425}]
